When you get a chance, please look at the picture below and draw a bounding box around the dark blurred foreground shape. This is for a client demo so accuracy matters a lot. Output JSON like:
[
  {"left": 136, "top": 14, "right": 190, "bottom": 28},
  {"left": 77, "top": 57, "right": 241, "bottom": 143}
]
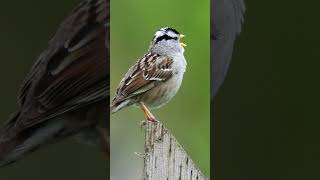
[
  {"left": 211, "top": 0, "right": 245, "bottom": 98},
  {"left": 211, "top": 0, "right": 245, "bottom": 179},
  {"left": 0, "top": 0, "right": 109, "bottom": 170},
  {"left": 212, "top": 0, "right": 320, "bottom": 180}
]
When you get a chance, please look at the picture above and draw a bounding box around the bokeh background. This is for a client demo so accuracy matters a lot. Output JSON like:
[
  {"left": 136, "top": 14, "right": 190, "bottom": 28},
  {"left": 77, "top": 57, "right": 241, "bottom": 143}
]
[
  {"left": 213, "top": 0, "right": 320, "bottom": 180},
  {"left": 0, "top": 1, "right": 107, "bottom": 179},
  {"left": 111, "top": 0, "right": 210, "bottom": 179}
]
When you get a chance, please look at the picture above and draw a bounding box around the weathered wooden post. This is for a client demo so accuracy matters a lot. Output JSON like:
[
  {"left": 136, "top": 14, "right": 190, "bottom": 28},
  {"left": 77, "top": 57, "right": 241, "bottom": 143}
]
[{"left": 142, "top": 122, "right": 208, "bottom": 180}]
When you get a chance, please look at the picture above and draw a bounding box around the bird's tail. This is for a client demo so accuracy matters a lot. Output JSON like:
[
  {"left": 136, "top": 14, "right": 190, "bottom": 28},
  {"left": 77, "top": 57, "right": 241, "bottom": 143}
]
[
  {"left": 110, "top": 98, "right": 130, "bottom": 114},
  {"left": 0, "top": 116, "right": 68, "bottom": 167},
  {"left": 0, "top": 136, "right": 24, "bottom": 167}
]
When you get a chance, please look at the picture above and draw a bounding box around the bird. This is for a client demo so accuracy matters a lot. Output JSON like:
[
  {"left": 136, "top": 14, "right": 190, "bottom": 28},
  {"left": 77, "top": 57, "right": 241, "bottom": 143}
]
[
  {"left": 211, "top": 0, "right": 246, "bottom": 98},
  {"left": 111, "top": 27, "right": 187, "bottom": 122},
  {"left": 0, "top": 0, "right": 109, "bottom": 167}
]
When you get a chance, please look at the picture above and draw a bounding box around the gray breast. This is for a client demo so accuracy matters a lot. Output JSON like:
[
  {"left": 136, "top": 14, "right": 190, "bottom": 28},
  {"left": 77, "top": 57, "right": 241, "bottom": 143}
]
[{"left": 142, "top": 55, "right": 186, "bottom": 108}]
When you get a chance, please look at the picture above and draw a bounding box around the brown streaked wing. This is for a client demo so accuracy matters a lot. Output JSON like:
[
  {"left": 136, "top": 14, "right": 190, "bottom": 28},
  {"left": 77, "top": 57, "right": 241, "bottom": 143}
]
[
  {"left": 113, "top": 53, "right": 173, "bottom": 104},
  {"left": 12, "top": 0, "right": 109, "bottom": 130}
]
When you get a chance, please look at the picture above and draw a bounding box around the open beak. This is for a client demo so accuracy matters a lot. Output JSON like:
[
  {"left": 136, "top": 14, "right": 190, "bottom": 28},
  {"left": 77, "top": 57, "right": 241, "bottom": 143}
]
[{"left": 180, "top": 34, "right": 187, "bottom": 47}]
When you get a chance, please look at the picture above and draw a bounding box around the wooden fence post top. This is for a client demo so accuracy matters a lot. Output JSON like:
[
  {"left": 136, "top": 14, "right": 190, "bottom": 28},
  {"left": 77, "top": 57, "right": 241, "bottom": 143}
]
[{"left": 143, "top": 122, "right": 208, "bottom": 180}]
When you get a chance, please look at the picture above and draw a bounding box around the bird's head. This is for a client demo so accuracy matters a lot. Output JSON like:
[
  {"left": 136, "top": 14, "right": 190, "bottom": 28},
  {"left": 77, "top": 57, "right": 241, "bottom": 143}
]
[{"left": 149, "top": 27, "right": 186, "bottom": 55}]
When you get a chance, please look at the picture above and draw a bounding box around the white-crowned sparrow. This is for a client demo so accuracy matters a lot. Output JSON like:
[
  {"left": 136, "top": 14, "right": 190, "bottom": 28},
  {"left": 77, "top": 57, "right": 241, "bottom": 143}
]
[
  {"left": 111, "top": 27, "right": 187, "bottom": 122},
  {"left": 0, "top": 0, "right": 109, "bottom": 167}
]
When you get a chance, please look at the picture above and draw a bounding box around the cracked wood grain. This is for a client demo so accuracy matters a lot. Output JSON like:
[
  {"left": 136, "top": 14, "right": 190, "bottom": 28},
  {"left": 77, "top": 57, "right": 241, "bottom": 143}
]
[{"left": 143, "top": 122, "right": 207, "bottom": 180}]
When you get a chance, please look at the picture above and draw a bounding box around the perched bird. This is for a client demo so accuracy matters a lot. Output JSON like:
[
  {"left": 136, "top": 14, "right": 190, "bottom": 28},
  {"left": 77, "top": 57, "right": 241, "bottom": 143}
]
[
  {"left": 211, "top": 0, "right": 246, "bottom": 98},
  {"left": 0, "top": 0, "right": 109, "bottom": 167},
  {"left": 111, "top": 27, "right": 187, "bottom": 122}
]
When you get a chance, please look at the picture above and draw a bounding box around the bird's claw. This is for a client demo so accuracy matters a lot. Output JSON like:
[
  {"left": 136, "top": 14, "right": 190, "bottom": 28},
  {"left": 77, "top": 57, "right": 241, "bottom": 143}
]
[
  {"left": 140, "top": 118, "right": 158, "bottom": 131},
  {"left": 140, "top": 120, "right": 147, "bottom": 131}
]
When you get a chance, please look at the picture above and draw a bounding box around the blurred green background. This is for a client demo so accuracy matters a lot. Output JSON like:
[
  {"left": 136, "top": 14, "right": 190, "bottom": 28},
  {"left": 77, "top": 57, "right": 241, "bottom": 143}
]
[
  {"left": 110, "top": 0, "right": 210, "bottom": 179},
  {"left": 0, "top": 1, "right": 107, "bottom": 179},
  {"left": 213, "top": 0, "right": 320, "bottom": 180}
]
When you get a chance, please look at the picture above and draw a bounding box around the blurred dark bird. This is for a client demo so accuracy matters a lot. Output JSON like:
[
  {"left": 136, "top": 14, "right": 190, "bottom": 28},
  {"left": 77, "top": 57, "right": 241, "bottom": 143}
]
[
  {"left": 211, "top": 0, "right": 246, "bottom": 98},
  {"left": 0, "top": 0, "right": 109, "bottom": 167}
]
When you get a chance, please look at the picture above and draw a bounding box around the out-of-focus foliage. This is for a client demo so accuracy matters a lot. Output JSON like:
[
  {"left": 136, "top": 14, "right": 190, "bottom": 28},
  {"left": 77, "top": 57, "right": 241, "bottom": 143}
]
[{"left": 111, "top": 0, "right": 210, "bottom": 178}]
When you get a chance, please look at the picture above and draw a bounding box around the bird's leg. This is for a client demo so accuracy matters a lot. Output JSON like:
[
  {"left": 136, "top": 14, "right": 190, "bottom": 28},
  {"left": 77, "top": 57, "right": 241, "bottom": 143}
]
[{"left": 139, "top": 102, "right": 157, "bottom": 122}]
